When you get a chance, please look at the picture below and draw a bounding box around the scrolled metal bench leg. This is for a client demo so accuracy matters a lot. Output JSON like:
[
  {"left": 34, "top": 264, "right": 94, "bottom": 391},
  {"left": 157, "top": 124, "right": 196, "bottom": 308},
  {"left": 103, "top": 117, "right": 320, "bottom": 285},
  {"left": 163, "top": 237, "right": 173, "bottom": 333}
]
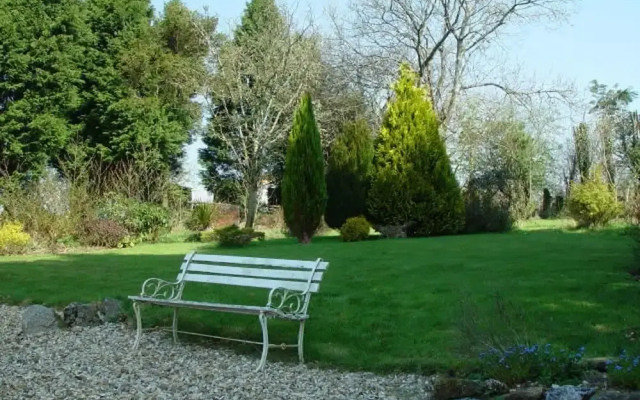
[
  {"left": 298, "top": 320, "right": 305, "bottom": 364},
  {"left": 132, "top": 302, "right": 142, "bottom": 349},
  {"left": 256, "top": 312, "right": 269, "bottom": 371},
  {"left": 172, "top": 308, "right": 179, "bottom": 344}
]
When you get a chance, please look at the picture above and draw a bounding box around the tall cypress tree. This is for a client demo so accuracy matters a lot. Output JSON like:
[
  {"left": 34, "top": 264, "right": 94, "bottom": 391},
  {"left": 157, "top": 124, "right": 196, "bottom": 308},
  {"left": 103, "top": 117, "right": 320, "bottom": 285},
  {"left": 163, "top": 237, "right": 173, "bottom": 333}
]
[
  {"left": 325, "top": 118, "right": 373, "bottom": 229},
  {"left": 367, "top": 63, "right": 464, "bottom": 237},
  {"left": 282, "top": 93, "right": 326, "bottom": 244},
  {"left": 573, "top": 122, "right": 591, "bottom": 183}
]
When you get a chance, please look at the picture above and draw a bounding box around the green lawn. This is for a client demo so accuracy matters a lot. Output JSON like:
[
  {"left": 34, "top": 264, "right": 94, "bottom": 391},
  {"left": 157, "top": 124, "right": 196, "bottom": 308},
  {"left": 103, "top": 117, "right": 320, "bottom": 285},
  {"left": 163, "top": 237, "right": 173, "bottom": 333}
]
[{"left": 1, "top": 221, "right": 638, "bottom": 373}]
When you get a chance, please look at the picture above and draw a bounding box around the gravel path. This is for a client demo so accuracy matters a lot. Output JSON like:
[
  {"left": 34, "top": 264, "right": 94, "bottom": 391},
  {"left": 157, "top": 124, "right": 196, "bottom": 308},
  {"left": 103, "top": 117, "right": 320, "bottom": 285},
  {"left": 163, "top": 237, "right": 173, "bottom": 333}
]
[{"left": 0, "top": 305, "right": 432, "bottom": 399}]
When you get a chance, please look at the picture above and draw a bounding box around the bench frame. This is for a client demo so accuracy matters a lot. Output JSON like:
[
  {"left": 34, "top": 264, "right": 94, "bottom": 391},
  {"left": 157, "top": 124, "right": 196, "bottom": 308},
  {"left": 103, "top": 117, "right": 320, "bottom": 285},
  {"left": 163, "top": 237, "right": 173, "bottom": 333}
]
[{"left": 128, "top": 252, "right": 327, "bottom": 371}]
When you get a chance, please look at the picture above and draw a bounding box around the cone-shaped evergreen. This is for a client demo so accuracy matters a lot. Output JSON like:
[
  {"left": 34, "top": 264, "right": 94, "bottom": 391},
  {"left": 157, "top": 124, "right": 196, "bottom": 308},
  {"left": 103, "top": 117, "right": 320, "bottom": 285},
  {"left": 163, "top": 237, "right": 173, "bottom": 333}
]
[
  {"left": 367, "top": 63, "right": 464, "bottom": 237},
  {"left": 325, "top": 118, "right": 373, "bottom": 229},
  {"left": 282, "top": 93, "right": 327, "bottom": 243}
]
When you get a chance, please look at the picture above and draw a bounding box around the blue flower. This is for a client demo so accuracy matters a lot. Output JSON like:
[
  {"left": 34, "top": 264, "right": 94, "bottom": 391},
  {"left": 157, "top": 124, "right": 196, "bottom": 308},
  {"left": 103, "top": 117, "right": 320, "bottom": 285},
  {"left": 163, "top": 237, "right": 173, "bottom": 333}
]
[
  {"left": 615, "top": 365, "right": 623, "bottom": 371},
  {"left": 578, "top": 346, "right": 585, "bottom": 353}
]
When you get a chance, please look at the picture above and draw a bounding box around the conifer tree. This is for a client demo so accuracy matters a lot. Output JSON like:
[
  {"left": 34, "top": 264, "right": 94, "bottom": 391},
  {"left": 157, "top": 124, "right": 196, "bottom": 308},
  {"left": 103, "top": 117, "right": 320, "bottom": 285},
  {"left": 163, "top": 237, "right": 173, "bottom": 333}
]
[
  {"left": 325, "top": 119, "right": 373, "bottom": 229},
  {"left": 367, "top": 63, "right": 464, "bottom": 237},
  {"left": 282, "top": 94, "right": 326, "bottom": 243}
]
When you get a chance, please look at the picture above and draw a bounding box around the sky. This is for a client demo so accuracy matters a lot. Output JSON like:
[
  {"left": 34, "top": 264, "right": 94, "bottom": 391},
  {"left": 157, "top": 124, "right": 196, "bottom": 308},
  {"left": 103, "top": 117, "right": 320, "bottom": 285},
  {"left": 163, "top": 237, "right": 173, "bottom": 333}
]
[{"left": 150, "top": 0, "right": 640, "bottom": 189}]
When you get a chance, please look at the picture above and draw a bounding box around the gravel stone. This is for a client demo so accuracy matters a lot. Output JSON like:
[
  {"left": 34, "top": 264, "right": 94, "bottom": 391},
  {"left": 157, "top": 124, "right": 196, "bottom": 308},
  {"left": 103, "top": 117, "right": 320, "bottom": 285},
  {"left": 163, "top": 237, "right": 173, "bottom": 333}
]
[{"left": 1, "top": 304, "right": 433, "bottom": 399}]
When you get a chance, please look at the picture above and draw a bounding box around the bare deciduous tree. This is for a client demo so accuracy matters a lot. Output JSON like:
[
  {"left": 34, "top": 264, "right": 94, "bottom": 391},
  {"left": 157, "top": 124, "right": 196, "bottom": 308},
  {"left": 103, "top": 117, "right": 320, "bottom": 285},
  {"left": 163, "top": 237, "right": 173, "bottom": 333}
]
[
  {"left": 203, "top": 9, "right": 323, "bottom": 227},
  {"left": 330, "top": 0, "right": 573, "bottom": 128}
]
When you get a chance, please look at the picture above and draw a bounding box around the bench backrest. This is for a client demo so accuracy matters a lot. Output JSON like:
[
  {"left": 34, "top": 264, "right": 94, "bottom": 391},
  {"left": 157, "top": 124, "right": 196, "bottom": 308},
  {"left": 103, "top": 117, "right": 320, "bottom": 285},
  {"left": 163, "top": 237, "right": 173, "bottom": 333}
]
[{"left": 177, "top": 252, "right": 328, "bottom": 293}]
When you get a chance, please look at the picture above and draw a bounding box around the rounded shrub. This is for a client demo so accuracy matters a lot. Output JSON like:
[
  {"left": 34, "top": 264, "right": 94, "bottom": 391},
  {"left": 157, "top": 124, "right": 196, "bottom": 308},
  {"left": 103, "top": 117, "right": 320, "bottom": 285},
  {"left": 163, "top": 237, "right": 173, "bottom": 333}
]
[
  {"left": 212, "top": 224, "right": 265, "bottom": 247},
  {"left": 79, "top": 219, "right": 132, "bottom": 248},
  {"left": 0, "top": 222, "right": 31, "bottom": 254},
  {"left": 339, "top": 216, "right": 371, "bottom": 242},
  {"left": 97, "top": 194, "right": 169, "bottom": 241},
  {"left": 464, "top": 189, "right": 513, "bottom": 234},
  {"left": 568, "top": 174, "right": 621, "bottom": 228}
]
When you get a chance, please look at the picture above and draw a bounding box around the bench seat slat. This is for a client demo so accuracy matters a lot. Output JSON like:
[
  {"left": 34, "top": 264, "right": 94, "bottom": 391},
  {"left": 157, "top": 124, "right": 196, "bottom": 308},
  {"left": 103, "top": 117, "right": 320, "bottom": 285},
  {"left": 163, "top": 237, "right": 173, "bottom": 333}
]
[
  {"left": 181, "top": 263, "right": 323, "bottom": 282},
  {"left": 190, "top": 254, "right": 328, "bottom": 271},
  {"left": 128, "top": 297, "right": 307, "bottom": 319},
  {"left": 182, "top": 273, "right": 320, "bottom": 292}
]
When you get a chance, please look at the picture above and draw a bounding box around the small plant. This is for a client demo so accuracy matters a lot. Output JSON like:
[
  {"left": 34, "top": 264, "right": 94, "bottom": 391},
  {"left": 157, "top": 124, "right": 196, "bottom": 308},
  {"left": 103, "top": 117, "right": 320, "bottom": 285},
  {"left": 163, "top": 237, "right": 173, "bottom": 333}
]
[
  {"left": 186, "top": 203, "right": 218, "bottom": 231},
  {"left": 0, "top": 222, "right": 31, "bottom": 255},
  {"left": 608, "top": 350, "right": 640, "bottom": 389},
  {"left": 340, "top": 216, "right": 371, "bottom": 242},
  {"left": 479, "top": 343, "right": 585, "bottom": 386},
  {"left": 80, "top": 219, "right": 133, "bottom": 248},
  {"left": 213, "top": 224, "right": 265, "bottom": 247},
  {"left": 568, "top": 174, "right": 621, "bottom": 228}
]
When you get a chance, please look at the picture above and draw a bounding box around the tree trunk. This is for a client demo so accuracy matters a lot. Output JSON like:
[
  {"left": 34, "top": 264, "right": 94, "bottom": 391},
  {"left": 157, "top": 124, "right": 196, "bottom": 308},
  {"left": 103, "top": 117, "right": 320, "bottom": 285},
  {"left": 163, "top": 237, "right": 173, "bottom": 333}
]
[{"left": 245, "top": 184, "right": 259, "bottom": 228}]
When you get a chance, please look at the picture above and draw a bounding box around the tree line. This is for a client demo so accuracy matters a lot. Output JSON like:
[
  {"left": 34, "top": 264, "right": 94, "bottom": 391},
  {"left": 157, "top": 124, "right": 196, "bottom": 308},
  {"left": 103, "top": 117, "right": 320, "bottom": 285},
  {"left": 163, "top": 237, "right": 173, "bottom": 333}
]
[{"left": 2, "top": 0, "right": 637, "bottom": 241}]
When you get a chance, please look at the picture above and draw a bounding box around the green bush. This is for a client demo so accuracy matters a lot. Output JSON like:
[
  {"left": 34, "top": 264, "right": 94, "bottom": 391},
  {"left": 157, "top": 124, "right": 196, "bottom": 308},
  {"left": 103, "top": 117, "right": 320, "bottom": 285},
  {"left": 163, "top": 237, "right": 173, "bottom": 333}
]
[
  {"left": 97, "top": 194, "right": 169, "bottom": 241},
  {"left": 568, "top": 176, "right": 621, "bottom": 228},
  {"left": 282, "top": 93, "right": 326, "bottom": 243},
  {"left": 340, "top": 216, "right": 371, "bottom": 242},
  {"left": 325, "top": 119, "right": 373, "bottom": 229},
  {"left": 367, "top": 63, "right": 464, "bottom": 237},
  {"left": 79, "top": 219, "right": 132, "bottom": 248},
  {"left": 212, "top": 224, "right": 265, "bottom": 247},
  {"left": 0, "top": 222, "right": 31, "bottom": 254},
  {"left": 464, "top": 189, "right": 513, "bottom": 234},
  {"left": 186, "top": 203, "right": 218, "bottom": 231}
]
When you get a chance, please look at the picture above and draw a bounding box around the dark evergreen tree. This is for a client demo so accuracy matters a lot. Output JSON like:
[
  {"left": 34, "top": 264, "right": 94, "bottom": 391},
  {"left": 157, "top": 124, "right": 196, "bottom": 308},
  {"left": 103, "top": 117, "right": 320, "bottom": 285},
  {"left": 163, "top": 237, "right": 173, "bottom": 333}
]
[
  {"left": 324, "top": 119, "right": 373, "bottom": 229},
  {"left": 0, "top": 0, "right": 90, "bottom": 178},
  {"left": 541, "top": 188, "right": 552, "bottom": 219},
  {"left": 573, "top": 123, "right": 591, "bottom": 183},
  {"left": 367, "top": 63, "right": 464, "bottom": 237},
  {"left": 78, "top": 0, "right": 214, "bottom": 175},
  {"left": 282, "top": 94, "right": 326, "bottom": 243}
]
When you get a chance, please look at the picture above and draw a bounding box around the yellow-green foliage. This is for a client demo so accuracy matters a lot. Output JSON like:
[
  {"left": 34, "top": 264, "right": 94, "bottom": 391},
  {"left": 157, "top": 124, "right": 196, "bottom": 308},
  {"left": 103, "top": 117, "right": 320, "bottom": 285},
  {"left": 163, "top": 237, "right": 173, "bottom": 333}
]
[
  {"left": 340, "top": 216, "right": 371, "bottom": 242},
  {"left": 568, "top": 175, "right": 621, "bottom": 228},
  {"left": 0, "top": 222, "right": 31, "bottom": 254},
  {"left": 367, "top": 63, "right": 464, "bottom": 237}
]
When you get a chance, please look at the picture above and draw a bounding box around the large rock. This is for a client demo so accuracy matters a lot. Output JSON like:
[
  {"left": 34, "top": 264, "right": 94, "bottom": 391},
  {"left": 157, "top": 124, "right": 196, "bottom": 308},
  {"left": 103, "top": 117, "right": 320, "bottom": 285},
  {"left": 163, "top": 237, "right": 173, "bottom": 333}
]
[
  {"left": 102, "top": 298, "right": 123, "bottom": 323},
  {"left": 21, "top": 305, "right": 59, "bottom": 335},
  {"left": 592, "top": 391, "right": 640, "bottom": 400},
  {"left": 63, "top": 302, "right": 102, "bottom": 327},
  {"left": 63, "top": 299, "right": 125, "bottom": 327},
  {"left": 546, "top": 385, "right": 596, "bottom": 400},
  {"left": 432, "top": 377, "right": 483, "bottom": 400},
  {"left": 504, "top": 386, "right": 545, "bottom": 400}
]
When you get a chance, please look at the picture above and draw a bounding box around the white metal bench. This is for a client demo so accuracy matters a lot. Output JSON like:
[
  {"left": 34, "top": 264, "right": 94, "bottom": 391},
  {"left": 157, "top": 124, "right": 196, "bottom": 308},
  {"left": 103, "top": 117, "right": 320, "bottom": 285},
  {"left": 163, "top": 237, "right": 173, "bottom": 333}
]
[{"left": 128, "top": 252, "right": 328, "bottom": 371}]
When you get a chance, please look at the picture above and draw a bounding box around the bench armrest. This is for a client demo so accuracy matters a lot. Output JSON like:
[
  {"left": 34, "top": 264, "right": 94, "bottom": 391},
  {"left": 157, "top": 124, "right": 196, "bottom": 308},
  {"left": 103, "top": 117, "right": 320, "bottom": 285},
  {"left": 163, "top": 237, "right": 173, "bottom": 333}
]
[
  {"left": 139, "top": 278, "right": 182, "bottom": 300},
  {"left": 266, "top": 287, "right": 307, "bottom": 316}
]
